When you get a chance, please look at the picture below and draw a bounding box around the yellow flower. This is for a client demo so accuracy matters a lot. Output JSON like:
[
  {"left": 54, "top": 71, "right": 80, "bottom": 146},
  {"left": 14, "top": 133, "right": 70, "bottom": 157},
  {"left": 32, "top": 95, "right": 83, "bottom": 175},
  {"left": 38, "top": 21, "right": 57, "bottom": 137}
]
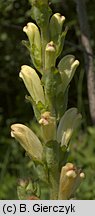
[
  {"left": 23, "top": 22, "right": 41, "bottom": 53},
  {"left": 39, "top": 112, "right": 56, "bottom": 143},
  {"left": 58, "top": 163, "right": 85, "bottom": 199},
  {"left": 23, "top": 22, "right": 42, "bottom": 71},
  {"left": 49, "top": 13, "right": 65, "bottom": 57},
  {"left": 19, "top": 65, "right": 45, "bottom": 104},
  {"left": 11, "top": 124, "right": 43, "bottom": 162},
  {"left": 50, "top": 13, "right": 65, "bottom": 36},
  {"left": 45, "top": 41, "right": 56, "bottom": 70},
  {"left": 58, "top": 55, "right": 79, "bottom": 93},
  {"left": 57, "top": 108, "right": 82, "bottom": 147}
]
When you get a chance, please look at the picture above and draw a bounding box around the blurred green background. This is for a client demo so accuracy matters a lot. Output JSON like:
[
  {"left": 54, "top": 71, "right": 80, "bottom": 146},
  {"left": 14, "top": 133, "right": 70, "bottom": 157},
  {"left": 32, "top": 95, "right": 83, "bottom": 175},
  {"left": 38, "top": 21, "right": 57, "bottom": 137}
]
[{"left": 0, "top": 0, "right": 95, "bottom": 199}]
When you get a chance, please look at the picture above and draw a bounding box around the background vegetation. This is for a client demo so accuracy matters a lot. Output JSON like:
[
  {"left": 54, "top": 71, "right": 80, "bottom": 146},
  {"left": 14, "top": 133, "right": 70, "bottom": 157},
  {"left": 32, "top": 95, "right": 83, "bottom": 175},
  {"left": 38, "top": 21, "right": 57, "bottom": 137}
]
[{"left": 0, "top": 0, "right": 95, "bottom": 199}]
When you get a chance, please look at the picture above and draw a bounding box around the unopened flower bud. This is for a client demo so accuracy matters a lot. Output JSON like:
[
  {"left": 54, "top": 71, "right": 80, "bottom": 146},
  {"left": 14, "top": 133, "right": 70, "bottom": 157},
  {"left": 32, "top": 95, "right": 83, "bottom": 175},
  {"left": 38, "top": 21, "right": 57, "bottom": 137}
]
[
  {"left": 45, "top": 41, "right": 56, "bottom": 70},
  {"left": 18, "top": 179, "right": 29, "bottom": 188}
]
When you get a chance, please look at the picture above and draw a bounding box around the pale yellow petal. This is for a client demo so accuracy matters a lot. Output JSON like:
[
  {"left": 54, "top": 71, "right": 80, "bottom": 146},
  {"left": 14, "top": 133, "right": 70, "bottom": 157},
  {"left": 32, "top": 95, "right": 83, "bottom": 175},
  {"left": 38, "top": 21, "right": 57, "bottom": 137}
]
[{"left": 11, "top": 123, "right": 43, "bottom": 162}]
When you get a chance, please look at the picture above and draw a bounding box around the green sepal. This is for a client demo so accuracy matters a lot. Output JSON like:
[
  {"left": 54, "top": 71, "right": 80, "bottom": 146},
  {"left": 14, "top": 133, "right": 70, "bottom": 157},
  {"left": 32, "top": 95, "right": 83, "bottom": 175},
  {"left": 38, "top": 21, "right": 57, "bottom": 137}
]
[
  {"left": 17, "top": 186, "right": 27, "bottom": 200},
  {"left": 56, "top": 28, "right": 67, "bottom": 57},
  {"left": 45, "top": 140, "right": 69, "bottom": 169},
  {"left": 22, "top": 40, "right": 30, "bottom": 50},
  {"left": 22, "top": 39, "right": 43, "bottom": 73},
  {"left": 22, "top": 40, "right": 42, "bottom": 72},
  {"left": 26, "top": 95, "right": 47, "bottom": 121},
  {"left": 30, "top": 48, "right": 42, "bottom": 73},
  {"left": 45, "top": 141, "right": 60, "bottom": 166},
  {"left": 17, "top": 179, "right": 35, "bottom": 200},
  {"left": 27, "top": 95, "right": 41, "bottom": 120},
  {"left": 26, "top": 180, "right": 40, "bottom": 198}
]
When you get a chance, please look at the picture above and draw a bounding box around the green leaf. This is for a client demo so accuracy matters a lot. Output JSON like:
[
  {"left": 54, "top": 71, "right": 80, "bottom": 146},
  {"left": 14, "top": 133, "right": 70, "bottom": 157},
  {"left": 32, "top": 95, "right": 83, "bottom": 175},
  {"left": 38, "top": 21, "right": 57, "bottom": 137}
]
[
  {"left": 55, "top": 86, "right": 69, "bottom": 120},
  {"left": 36, "top": 164, "right": 49, "bottom": 184},
  {"left": 17, "top": 186, "right": 27, "bottom": 200},
  {"left": 45, "top": 140, "right": 68, "bottom": 169}
]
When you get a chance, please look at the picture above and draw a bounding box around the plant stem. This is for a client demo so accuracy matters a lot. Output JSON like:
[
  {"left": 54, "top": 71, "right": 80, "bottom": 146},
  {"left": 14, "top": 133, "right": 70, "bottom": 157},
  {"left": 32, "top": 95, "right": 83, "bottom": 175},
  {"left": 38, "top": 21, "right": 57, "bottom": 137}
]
[
  {"left": 46, "top": 147, "right": 59, "bottom": 199},
  {"left": 49, "top": 169, "right": 59, "bottom": 200}
]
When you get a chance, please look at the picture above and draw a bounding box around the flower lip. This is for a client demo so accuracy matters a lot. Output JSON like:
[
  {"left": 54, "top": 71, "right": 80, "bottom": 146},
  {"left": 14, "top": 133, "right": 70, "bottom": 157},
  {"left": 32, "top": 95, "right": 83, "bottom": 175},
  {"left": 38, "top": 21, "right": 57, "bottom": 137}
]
[
  {"left": 46, "top": 41, "right": 56, "bottom": 51},
  {"left": 11, "top": 125, "right": 16, "bottom": 137},
  {"left": 54, "top": 13, "right": 65, "bottom": 21}
]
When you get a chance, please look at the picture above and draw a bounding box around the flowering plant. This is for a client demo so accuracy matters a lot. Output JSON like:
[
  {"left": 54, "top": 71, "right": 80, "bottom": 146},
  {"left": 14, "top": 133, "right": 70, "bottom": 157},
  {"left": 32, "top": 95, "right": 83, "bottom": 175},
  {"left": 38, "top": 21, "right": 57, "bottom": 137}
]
[{"left": 11, "top": 0, "right": 84, "bottom": 200}]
